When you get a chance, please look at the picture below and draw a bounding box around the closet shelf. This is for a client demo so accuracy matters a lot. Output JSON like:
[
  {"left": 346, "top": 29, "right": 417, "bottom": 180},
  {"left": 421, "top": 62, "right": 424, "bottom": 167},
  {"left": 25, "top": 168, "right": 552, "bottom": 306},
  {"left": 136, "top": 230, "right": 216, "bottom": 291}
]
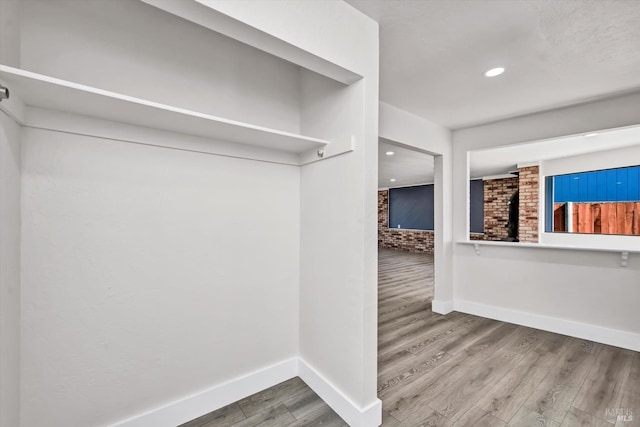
[{"left": 0, "top": 65, "right": 330, "bottom": 154}]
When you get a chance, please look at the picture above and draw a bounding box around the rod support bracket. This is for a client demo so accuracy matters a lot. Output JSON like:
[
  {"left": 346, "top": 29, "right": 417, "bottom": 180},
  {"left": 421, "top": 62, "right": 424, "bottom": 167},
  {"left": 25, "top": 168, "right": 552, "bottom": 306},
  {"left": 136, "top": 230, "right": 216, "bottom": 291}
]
[
  {"left": 0, "top": 84, "right": 9, "bottom": 102},
  {"left": 620, "top": 251, "right": 629, "bottom": 267},
  {"left": 474, "top": 243, "right": 480, "bottom": 255}
]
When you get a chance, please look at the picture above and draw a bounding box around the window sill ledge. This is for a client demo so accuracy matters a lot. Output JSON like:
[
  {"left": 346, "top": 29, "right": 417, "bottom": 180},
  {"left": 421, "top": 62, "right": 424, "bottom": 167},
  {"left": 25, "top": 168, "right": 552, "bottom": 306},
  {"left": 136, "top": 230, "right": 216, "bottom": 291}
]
[{"left": 457, "top": 240, "right": 639, "bottom": 266}]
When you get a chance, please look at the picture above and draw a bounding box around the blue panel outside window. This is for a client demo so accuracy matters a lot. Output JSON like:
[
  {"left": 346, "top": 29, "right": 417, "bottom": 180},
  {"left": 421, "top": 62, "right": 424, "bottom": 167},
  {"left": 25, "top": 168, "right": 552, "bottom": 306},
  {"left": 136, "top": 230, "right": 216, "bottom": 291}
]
[
  {"left": 552, "top": 165, "right": 640, "bottom": 203},
  {"left": 628, "top": 167, "right": 639, "bottom": 200},
  {"left": 606, "top": 169, "right": 617, "bottom": 201},
  {"left": 578, "top": 172, "right": 588, "bottom": 202},
  {"left": 586, "top": 172, "right": 598, "bottom": 201},
  {"left": 616, "top": 168, "right": 628, "bottom": 201},
  {"left": 596, "top": 171, "right": 607, "bottom": 201},
  {"left": 570, "top": 174, "right": 580, "bottom": 201},
  {"left": 554, "top": 175, "right": 564, "bottom": 202}
]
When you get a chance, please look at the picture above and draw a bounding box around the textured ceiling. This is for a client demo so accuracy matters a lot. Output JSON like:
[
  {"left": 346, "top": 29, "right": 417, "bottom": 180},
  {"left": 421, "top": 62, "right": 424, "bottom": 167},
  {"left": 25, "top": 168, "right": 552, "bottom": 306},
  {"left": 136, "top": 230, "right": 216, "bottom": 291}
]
[
  {"left": 346, "top": 0, "right": 640, "bottom": 129},
  {"left": 378, "top": 139, "right": 433, "bottom": 188}
]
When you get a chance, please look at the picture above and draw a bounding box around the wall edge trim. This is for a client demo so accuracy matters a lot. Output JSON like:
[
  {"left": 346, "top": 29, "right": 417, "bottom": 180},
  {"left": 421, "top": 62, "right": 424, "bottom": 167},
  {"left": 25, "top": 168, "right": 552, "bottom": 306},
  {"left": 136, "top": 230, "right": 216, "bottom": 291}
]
[
  {"left": 109, "top": 358, "right": 298, "bottom": 427},
  {"left": 109, "top": 357, "right": 382, "bottom": 427},
  {"left": 298, "top": 358, "right": 382, "bottom": 427},
  {"left": 454, "top": 299, "right": 640, "bottom": 352},
  {"left": 431, "top": 299, "right": 454, "bottom": 314}
]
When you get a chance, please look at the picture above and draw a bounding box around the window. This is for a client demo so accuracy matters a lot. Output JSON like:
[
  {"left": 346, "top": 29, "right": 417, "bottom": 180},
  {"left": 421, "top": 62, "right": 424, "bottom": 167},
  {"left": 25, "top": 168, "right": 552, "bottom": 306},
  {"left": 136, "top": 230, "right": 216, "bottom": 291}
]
[{"left": 546, "top": 165, "right": 640, "bottom": 236}]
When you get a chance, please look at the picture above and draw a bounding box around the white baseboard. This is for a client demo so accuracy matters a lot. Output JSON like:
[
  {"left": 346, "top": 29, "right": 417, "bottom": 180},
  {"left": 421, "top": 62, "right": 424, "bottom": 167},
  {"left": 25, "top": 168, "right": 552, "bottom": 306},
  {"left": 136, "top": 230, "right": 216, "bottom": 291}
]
[
  {"left": 454, "top": 299, "right": 640, "bottom": 352},
  {"left": 110, "top": 358, "right": 298, "bottom": 427},
  {"left": 431, "top": 299, "right": 454, "bottom": 314},
  {"left": 298, "top": 358, "right": 382, "bottom": 427},
  {"left": 111, "top": 357, "right": 382, "bottom": 427}
]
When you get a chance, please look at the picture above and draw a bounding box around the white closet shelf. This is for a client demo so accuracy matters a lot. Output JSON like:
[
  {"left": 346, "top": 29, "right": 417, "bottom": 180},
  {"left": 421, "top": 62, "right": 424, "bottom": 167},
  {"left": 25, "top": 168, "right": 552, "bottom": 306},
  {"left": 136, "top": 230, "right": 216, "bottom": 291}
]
[{"left": 0, "top": 65, "right": 330, "bottom": 154}]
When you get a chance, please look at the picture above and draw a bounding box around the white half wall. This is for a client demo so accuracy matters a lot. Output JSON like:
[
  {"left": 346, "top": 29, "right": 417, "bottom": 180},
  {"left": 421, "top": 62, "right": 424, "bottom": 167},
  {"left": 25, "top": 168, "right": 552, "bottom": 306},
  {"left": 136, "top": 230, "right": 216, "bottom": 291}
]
[
  {"left": 452, "top": 92, "right": 640, "bottom": 350},
  {"left": 0, "top": 113, "right": 21, "bottom": 427},
  {"left": 20, "top": 125, "right": 300, "bottom": 427}
]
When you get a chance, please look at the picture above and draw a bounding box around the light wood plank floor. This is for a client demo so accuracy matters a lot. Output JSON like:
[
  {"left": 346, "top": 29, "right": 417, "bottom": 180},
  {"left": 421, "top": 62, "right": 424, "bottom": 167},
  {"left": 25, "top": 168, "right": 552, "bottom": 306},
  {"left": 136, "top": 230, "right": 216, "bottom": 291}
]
[
  {"left": 377, "top": 248, "right": 639, "bottom": 427},
  {"left": 181, "top": 249, "right": 639, "bottom": 426},
  {"left": 179, "top": 376, "right": 346, "bottom": 427}
]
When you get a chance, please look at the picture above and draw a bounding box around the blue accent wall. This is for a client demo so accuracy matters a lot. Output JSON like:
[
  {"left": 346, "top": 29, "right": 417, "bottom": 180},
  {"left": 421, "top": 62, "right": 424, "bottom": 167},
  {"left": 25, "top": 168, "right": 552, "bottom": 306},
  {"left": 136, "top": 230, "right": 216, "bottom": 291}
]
[
  {"left": 553, "top": 165, "right": 640, "bottom": 203},
  {"left": 469, "top": 179, "right": 484, "bottom": 233},
  {"left": 389, "top": 185, "right": 434, "bottom": 230},
  {"left": 389, "top": 180, "right": 484, "bottom": 232}
]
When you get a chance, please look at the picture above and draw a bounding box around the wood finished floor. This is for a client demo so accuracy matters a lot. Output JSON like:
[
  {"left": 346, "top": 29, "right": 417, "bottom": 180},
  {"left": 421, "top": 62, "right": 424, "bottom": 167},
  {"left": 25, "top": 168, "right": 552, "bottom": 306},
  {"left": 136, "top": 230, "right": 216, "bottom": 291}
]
[
  {"left": 181, "top": 249, "right": 639, "bottom": 427},
  {"left": 377, "top": 249, "right": 639, "bottom": 427}
]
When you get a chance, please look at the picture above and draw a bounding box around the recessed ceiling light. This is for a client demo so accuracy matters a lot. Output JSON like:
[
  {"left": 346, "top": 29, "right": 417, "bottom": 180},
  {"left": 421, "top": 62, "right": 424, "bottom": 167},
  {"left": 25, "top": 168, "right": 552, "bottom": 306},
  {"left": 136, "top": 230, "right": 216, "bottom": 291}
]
[
  {"left": 390, "top": 178, "right": 396, "bottom": 182},
  {"left": 385, "top": 151, "right": 395, "bottom": 156},
  {"left": 584, "top": 133, "right": 599, "bottom": 137},
  {"left": 484, "top": 67, "right": 505, "bottom": 77}
]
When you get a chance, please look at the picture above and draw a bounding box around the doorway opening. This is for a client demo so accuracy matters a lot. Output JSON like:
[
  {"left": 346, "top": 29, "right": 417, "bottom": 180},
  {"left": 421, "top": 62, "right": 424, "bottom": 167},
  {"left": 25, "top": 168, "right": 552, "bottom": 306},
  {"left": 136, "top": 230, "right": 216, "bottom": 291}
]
[{"left": 377, "top": 138, "right": 441, "bottom": 420}]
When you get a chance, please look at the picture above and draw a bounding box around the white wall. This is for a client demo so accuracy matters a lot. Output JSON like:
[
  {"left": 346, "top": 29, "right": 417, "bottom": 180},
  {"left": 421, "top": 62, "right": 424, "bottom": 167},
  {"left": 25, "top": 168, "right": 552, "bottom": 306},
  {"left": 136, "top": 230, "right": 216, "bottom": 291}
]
[
  {"left": 17, "top": 1, "right": 382, "bottom": 426},
  {"left": 0, "top": 1, "right": 21, "bottom": 425},
  {"left": 543, "top": 143, "right": 640, "bottom": 176},
  {"left": 19, "top": 0, "right": 302, "bottom": 133},
  {"left": 452, "top": 92, "right": 640, "bottom": 349},
  {"left": 20, "top": 125, "right": 300, "bottom": 427},
  {"left": 201, "top": 0, "right": 380, "bottom": 418},
  {"left": 299, "top": 76, "right": 373, "bottom": 406},
  {"left": 17, "top": 5, "right": 305, "bottom": 424},
  {"left": 0, "top": 114, "right": 21, "bottom": 427},
  {"left": 15, "top": 2, "right": 309, "bottom": 424},
  {"left": 378, "top": 102, "right": 454, "bottom": 312},
  {"left": 197, "top": 0, "right": 374, "bottom": 79},
  {"left": 294, "top": 2, "right": 380, "bottom": 417},
  {"left": 185, "top": 1, "right": 381, "bottom": 421},
  {"left": 0, "top": 0, "right": 20, "bottom": 68}
]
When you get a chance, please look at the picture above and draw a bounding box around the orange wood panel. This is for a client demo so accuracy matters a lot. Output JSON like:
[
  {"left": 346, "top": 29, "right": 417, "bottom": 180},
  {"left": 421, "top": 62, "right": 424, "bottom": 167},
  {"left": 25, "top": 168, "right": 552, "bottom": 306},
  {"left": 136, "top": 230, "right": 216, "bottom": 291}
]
[
  {"left": 608, "top": 203, "right": 617, "bottom": 234},
  {"left": 583, "top": 204, "right": 593, "bottom": 233},
  {"left": 593, "top": 204, "right": 601, "bottom": 234},
  {"left": 616, "top": 203, "right": 625, "bottom": 234},
  {"left": 624, "top": 203, "right": 634, "bottom": 235}
]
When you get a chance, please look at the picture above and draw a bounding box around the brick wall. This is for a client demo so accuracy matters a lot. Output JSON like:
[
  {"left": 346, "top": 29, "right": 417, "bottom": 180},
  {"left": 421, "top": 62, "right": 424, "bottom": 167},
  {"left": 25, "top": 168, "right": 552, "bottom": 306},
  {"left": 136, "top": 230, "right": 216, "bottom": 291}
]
[
  {"left": 378, "top": 190, "right": 434, "bottom": 253},
  {"left": 518, "top": 165, "right": 539, "bottom": 243},
  {"left": 482, "top": 177, "right": 519, "bottom": 240}
]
